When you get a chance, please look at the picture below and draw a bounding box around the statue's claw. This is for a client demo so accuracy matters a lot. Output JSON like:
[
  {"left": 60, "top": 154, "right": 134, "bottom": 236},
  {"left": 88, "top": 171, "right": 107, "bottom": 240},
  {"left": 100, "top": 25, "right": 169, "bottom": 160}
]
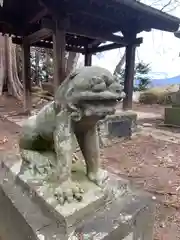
[
  {"left": 54, "top": 180, "right": 84, "bottom": 205},
  {"left": 88, "top": 169, "right": 109, "bottom": 186}
]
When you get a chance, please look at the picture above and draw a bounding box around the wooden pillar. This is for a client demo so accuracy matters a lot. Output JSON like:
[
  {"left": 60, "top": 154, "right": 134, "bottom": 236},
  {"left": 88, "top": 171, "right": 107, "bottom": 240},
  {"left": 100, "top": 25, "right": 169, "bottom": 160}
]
[
  {"left": 123, "top": 44, "right": 136, "bottom": 110},
  {"left": 84, "top": 52, "right": 92, "bottom": 66},
  {"left": 53, "top": 19, "right": 66, "bottom": 92},
  {"left": 22, "top": 39, "right": 31, "bottom": 113}
]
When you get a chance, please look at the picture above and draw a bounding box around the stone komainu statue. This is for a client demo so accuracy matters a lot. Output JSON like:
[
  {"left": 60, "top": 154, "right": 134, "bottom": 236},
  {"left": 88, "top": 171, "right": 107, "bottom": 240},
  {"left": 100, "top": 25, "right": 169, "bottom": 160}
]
[{"left": 19, "top": 66, "right": 125, "bottom": 203}]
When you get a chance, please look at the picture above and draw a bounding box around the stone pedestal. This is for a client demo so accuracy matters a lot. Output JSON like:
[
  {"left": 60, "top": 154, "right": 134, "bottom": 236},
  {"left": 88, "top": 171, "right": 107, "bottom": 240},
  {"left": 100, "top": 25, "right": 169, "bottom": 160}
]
[
  {"left": 0, "top": 153, "right": 154, "bottom": 240},
  {"left": 164, "top": 104, "right": 180, "bottom": 127},
  {"left": 164, "top": 89, "right": 180, "bottom": 127},
  {"left": 98, "top": 110, "right": 137, "bottom": 147}
]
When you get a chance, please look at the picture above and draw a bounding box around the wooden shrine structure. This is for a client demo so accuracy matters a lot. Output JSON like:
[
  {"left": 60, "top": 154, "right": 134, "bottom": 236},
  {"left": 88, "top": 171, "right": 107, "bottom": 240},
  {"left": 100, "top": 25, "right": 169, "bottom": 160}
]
[
  {"left": 0, "top": 0, "right": 180, "bottom": 111},
  {"left": 174, "top": 30, "right": 180, "bottom": 38}
]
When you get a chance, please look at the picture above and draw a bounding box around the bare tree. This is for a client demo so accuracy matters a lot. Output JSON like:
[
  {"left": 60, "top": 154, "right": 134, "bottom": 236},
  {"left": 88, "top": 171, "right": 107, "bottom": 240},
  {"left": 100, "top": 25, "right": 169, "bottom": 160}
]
[
  {"left": 34, "top": 48, "right": 40, "bottom": 85},
  {"left": 40, "top": 50, "right": 80, "bottom": 95},
  {"left": 66, "top": 52, "right": 80, "bottom": 76},
  {"left": 113, "top": 51, "right": 126, "bottom": 75},
  {"left": 0, "top": 35, "right": 6, "bottom": 94},
  {"left": 0, "top": 35, "right": 23, "bottom": 99},
  {"left": 138, "top": 0, "right": 180, "bottom": 12}
]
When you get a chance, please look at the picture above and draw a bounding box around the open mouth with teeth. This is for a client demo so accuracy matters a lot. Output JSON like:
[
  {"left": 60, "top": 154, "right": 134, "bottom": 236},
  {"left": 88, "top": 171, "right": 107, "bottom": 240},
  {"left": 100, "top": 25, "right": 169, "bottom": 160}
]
[
  {"left": 59, "top": 66, "right": 126, "bottom": 120},
  {"left": 78, "top": 98, "right": 120, "bottom": 117},
  {"left": 69, "top": 81, "right": 126, "bottom": 118}
]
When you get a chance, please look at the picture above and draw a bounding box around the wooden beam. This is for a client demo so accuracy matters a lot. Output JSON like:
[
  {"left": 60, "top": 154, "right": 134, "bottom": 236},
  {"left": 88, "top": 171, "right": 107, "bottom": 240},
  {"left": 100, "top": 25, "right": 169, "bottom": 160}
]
[
  {"left": 12, "top": 37, "right": 85, "bottom": 53},
  {"left": 29, "top": 8, "right": 48, "bottom": 23},
  {"left": 22, "top": 39, "right": 31, "bottom": 113},
  {"left": 123, "top": 44, "right": 136, "bottom": 110},
  {"left": 40, "top": 0, "right": 125, "bottom": 33},
  {"left": 42, "top": 18, "right": 144, "bottom": 47},
  {"left": 84, "top": 53, "right": 92, "bottom": 66},
  {"left": 89, "top": 43, "right": 124, "bottom": 54},
  {"left": 67, "top": 26, "right": 126, "bottom": 45},
  {"left": 25, "top": 28, "right": 53, "bottom": 44},
  {"left": 41, "top": 18, "right": 129, "bottom": 45},
  {"left": 88, "top": 38, "right": 142, "bottom": 54},
  {"left": 174, "top": 31, "right": 180, "bottom": 38},
  {"left": 87, "top": 39, "right": 102, "bottom": 48},
  {"left": 53, "top": 19, "right": 66, "bottom": 91}
]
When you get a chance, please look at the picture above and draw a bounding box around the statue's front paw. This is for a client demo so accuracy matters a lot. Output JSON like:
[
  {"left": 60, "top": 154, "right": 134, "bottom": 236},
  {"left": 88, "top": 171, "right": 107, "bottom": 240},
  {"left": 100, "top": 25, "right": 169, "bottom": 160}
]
[
  {"left": 88, "top": 169, "right": 109, "bottom": 186},
  {"left": 54, "top": 180, "right": 84, "bottom": 205}
]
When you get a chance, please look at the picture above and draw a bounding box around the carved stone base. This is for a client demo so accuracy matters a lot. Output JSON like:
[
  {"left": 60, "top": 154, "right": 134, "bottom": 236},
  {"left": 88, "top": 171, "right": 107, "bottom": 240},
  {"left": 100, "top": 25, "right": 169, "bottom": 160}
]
[
  {"left": 98, "top": 110, "right": 137, "bottom": 147},
  {"left": 0, "top": 153, "right": 155, "bottom": 240}
]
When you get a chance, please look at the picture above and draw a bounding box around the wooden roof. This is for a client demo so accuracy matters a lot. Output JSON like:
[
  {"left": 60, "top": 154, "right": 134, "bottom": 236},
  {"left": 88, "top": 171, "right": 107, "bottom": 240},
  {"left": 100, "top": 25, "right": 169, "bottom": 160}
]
[
  {"left": 12, "top": 34, "right": 103, "bottom": 53},
  {"left": 174, "top": 31, "right": 180, "bottom": 38},
  {"left": 0, "top": 0, "right": 180, "bottom": 51}
]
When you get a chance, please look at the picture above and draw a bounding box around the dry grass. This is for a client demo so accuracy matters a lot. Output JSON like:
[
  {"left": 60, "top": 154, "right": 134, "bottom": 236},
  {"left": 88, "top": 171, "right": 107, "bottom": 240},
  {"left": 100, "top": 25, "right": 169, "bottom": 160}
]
[{"left": 139, "top": 84, "right": 179, "bottom": 105}]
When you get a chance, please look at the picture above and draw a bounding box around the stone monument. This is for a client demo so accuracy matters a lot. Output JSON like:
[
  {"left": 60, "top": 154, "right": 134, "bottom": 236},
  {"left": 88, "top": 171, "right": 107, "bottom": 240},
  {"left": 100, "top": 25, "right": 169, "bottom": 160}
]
[
  {"left": 0, "top": 66, "right": 155, "bottom": 240},
  {"left": 164, "top": 86, "right": 180, "bottom": 126}
]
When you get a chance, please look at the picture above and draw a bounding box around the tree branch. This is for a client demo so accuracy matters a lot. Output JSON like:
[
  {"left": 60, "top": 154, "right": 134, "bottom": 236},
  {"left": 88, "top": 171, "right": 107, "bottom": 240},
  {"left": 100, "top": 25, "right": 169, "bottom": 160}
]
[{"left": 160, "top": 0, "right": 173, "bottom": 11}]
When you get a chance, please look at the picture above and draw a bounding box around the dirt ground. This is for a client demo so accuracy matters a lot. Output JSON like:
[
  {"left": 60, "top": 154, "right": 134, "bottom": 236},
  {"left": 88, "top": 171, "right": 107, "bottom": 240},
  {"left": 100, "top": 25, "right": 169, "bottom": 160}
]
[
  {"left": 102, "top": 136, "right": 180, "bottom": 240},
  {"left": 0, "top": 94, "right": 166, "bottom": 116},
  {"left": 0, "top": 116, "right": 20, "bottom": 152},
  {"left": 1, "top": 95, "right": 180, "bottom": 239}
]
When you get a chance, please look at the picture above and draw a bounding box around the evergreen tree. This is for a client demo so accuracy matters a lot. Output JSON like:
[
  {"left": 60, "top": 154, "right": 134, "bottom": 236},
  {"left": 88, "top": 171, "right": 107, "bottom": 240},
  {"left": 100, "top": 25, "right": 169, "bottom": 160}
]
[
  {"left": 116, "top": 61, "right": 151, "bottom": 92},
  {"left": 134, "top": 62, "right": 151, "bottom": 91}
]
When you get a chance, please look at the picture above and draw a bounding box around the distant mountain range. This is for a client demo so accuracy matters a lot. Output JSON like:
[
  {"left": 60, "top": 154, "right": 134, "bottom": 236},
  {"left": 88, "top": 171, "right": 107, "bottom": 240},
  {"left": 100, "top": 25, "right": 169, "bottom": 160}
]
[{"left": 135, "top": 75, "right": 180, "bottom": 87}]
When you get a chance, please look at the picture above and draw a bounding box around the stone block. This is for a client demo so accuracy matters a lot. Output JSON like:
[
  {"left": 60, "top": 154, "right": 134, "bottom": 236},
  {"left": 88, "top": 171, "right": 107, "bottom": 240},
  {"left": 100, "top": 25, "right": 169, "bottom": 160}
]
[
  {"left": 164, "top": 107, "right": 180, "bottom": 126},
  {"left": 98, "top": 110, "right": 137, "bottom": 146},
  {"left": 0, "top": 153, "right": 155, "bottom": 240}
]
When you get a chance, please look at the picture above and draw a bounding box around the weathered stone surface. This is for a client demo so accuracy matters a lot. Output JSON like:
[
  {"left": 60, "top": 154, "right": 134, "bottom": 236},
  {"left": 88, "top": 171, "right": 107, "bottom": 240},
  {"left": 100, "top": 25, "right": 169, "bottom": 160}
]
[
  {"left": 0, "top": 155, "right": 155, "bottom": 240},
  {"left": 18, "top": 66, "right": 125, "bottom": 204},
  {"left": 0, "top": 159, "right": 66, "bottom": 240},
  {"left": 171, "top": 87, "right": 180, "bottom": 106},
  {"left": 142, "top": 123, "right": 153, "bottom": 127},
  {"left": 98, "top": 110, "right": 137, "bottom": 147},
  {"left": 73, "top": 192, "right": 154, "bottom": 240},
  {"left": 164, "top": 107, "right": 180, "bottom": 127},
  {"left": 164, "top": 88, "right": 180, "bottom": 127},
  {"left": 107, "top": 111, "right": 137, "bottom": 133}
]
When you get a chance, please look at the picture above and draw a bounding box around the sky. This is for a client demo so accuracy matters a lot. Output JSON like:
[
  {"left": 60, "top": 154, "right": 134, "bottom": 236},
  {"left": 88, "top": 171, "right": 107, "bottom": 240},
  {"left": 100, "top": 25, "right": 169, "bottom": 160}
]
[{"left": 80, "top": 0, "right": 180, "bottom": 79}]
